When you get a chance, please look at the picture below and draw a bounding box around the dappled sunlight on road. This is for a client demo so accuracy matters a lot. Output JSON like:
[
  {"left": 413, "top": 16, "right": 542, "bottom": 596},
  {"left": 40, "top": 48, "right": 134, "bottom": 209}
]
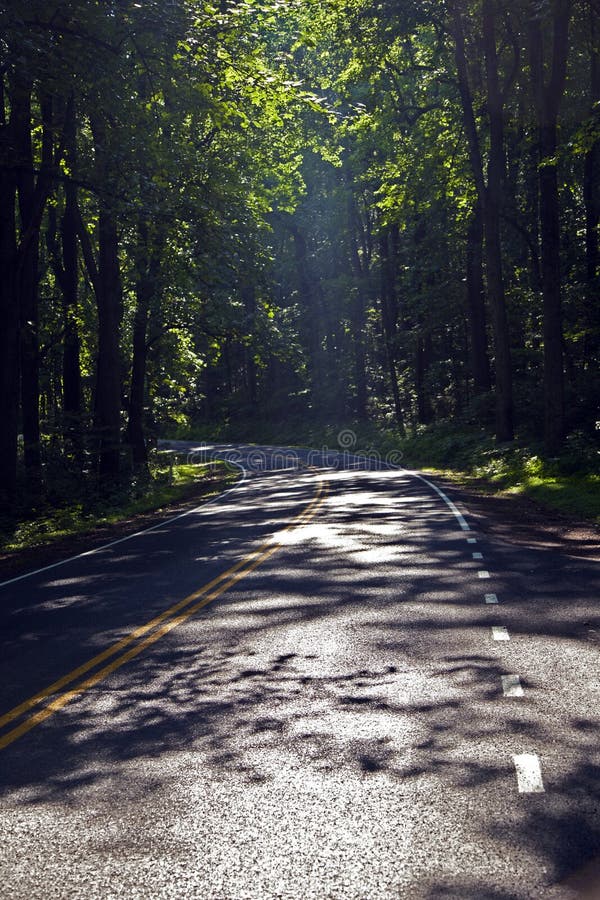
[{"left": 0, "top": 463, "right": 599, "bottom": 897}]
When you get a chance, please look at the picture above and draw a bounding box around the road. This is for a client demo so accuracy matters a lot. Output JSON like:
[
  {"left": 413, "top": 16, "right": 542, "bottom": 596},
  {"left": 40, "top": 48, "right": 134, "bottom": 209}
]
[{"left": 0, "top": 443, "right": 599, "bottom": 899}]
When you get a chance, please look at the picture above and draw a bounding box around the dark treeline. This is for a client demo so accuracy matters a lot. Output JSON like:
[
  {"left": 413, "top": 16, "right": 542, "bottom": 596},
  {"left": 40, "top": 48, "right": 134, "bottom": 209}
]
[{"left": 0, "top": 0, "right": 598, "bottom": 508}]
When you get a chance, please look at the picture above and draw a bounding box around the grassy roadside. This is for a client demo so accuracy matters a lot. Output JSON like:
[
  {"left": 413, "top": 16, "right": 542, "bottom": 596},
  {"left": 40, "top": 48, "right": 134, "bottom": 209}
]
[
  {"left": 391, "top": 426, "right": 599, "bottom": 524},
  {"left": 0, "top": 459, "right": 238, "bottom": 555},
  {"left": 390, "top": 428, "right": 599, "bottom": 525},
  {"left": 418, "top": 465, "right": 600, "bottom": 523}
]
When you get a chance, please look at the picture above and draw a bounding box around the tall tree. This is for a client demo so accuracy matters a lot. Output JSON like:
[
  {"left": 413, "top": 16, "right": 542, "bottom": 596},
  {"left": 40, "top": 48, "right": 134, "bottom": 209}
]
[
  {"left": 450, "top": 0, "right": 514, "bottom": 440},
  {"left": 0, "top": 73, "right": 19, "bottom": 500},
  {"left": 528, "top": 0, "right": 573, "bottom": 452},
  {"left": 583, "top": 0, "right": 600, "bottom": 360}
]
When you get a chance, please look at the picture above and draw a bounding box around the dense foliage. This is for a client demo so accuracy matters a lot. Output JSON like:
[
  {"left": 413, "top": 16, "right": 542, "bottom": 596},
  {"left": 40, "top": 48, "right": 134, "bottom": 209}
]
[{"left": 1, "top": 0, "right": 598, "bottom": 507}]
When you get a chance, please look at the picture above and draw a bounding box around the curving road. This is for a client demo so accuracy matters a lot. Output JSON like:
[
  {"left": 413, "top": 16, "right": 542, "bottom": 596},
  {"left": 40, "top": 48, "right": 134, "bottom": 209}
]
[{"left": 0, "top": 443, "right": 599, "bottom": 899}]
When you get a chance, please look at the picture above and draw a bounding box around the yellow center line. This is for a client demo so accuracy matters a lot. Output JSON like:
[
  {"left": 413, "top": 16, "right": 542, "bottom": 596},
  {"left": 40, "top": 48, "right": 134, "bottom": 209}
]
[
  {"left": 0, "top": 474, "right": 328, "bottom": 751},
  {"left": 0, "top": 475, "right": 325, "bottom": 732}
]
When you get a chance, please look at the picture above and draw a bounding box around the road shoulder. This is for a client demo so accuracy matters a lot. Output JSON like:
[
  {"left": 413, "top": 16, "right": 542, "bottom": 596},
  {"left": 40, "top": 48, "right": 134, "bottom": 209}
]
[{"left": 434, "top": 476, "right": 599, "bottom": 561}]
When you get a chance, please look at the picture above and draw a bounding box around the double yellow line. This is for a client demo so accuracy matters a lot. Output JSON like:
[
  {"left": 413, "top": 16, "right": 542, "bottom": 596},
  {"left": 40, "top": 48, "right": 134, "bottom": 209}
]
[{"left": 0, "top": 474, "right": 328, "bottom": 751}]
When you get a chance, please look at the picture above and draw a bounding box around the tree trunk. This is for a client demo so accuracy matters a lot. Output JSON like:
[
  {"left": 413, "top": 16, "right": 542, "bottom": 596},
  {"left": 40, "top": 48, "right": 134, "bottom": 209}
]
[
  {"left": 465, "top": 200, "right": 492, "bottom": 394},
  {"left": 539, "top": 120, "right": 565, "bottom": 451},
  {"left": 61, "top": 96, "right": 82, "bottom": 448},
  {"left": 89, "top": 112, "right": 123, "bottom": 479},
  {"left": 126, "top": 304, "right": 150, "bottom": 470},
  {"left": 416, "top": 332, "right": 433, "bottom": 425},
  {"left": 351, "top": 284, "right": 368, "bottom": 420},
  {"left": 0, "top": 75, "right": 19, "bottom": 502},
  {"left": 126, "top": 219, "right": 165, "bottom": 469},
  {"left": 94, "top": 210, "right": 123, "bottom": 478},
  {"left": 529, "top": 0, "right": 572, "bottom": 452},
  {"left": 126, "top": 223, "right": 151, "bottom": 469},
  {"left": 348, "top": 198, "right": 368, "bottom": 420},
  {"left": 482, "top": 0, "right": 514, "bottom": 440},
  {"left": 379, "top": 228, "right": 405, "bottom": 434},
  {"left": 12, "top": 76, "right": 42, "bottom": 477},
  {"left": 451, "top": 0, "right": 514, "bottom": 440},
  {"left": 584, "top": 0, "right": 600, "bottom": 359},
  {"left": 46, "top": 96, "right": 81, "bottom": 456},
  {"left": 242, "top": 280, "right": 258, "bottom": 408},
  {"left": 290, "top": 223, "right": 325, "bottom": 415}
]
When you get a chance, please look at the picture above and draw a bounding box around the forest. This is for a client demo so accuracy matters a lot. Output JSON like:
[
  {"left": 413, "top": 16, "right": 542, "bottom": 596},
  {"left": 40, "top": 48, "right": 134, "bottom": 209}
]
[{"left": 1, "top": 0, "right": 599, "bottom": 520}]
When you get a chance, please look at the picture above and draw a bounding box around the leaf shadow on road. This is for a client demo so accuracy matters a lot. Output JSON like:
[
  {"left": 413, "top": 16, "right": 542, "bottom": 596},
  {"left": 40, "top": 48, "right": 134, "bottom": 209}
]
[{"left": 0, "top": 470, "right": 599, "bottom": 898}]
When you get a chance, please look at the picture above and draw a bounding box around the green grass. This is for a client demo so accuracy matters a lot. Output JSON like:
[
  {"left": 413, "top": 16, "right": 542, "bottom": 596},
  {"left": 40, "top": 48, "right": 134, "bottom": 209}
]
[
  {"left": 401, "top": 430, "right": 600, "bottom": 524},
  {"left": 419, "top": 466, "right": 600, "bottom": 523},
  {"left": 522, "top": 475, "right": 600, "bottom": 520},
  {"left": 0, "top": 460, "right": 238, "bottom": 554}
]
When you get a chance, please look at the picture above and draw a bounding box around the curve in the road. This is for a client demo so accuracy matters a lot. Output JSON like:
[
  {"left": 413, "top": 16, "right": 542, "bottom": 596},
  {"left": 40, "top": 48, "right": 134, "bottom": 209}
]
[
  {"left": 0, "top": 467, "right": 327, "bottom": 751},
  {"left": 0, "top": 443, "right": 549, "bottom": 797}
]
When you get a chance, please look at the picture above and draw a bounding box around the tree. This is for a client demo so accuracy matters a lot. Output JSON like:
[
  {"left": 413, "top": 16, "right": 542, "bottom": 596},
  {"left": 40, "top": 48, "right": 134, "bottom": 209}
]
[
  {"left": 0, "top": 0, "right": 597, "bottom": 515},
  {"left": 528, "top": 0, "right": 573, "bottom": 452},
  {"left": 449, "top": 0, "right": 514, "bottom": 440}
]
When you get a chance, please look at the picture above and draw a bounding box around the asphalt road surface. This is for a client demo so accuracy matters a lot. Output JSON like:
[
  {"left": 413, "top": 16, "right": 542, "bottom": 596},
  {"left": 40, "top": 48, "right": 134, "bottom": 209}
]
[{"left": 1, "top": 443, "right": 599, "bottom": 899}]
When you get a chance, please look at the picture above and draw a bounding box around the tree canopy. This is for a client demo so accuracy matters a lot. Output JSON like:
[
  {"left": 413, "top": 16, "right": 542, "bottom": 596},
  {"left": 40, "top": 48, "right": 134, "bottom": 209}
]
[{"left": 1, "top": 0, "right": 598, "bottom": 504}]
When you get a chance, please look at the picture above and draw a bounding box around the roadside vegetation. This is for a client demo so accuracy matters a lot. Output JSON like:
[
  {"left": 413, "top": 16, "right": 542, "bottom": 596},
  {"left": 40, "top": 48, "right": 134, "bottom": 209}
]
[
  {"left": 0, "top": 459, "right": 237, "bottom": 555},
  {"left": 335, "top": 420, "right": 600, "bottom": 525},
  {"left": 397, "top": 424, "right": 600, "bottom": 525},
  {"left": 1, "top": 2, "right": 598, "bottom": 539}
]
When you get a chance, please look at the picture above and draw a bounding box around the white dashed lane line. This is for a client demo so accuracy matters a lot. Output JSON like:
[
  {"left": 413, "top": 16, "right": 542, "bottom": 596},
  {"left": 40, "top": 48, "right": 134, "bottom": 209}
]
[
  {"left": 501, "top": 675, "right": 524, "bottom": 697},
  {"left": 459, "top": 528, "right": 546, "bottom": 796},
  {"left": 492, "top": 625, "right": 510, "bottom": 641},
  {"left": 513, "top": 754, "right": 545, "bottom": 793}
]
